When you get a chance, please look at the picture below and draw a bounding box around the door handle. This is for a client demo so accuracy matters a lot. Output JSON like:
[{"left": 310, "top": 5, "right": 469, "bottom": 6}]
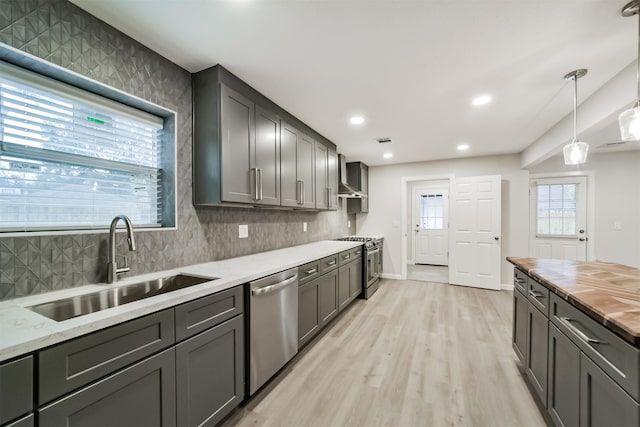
[
  {"left": 252, "top": 168, "right": 259, "bottom": 200},
  {"left": 558, "top": 317, "right": 603, "bottom": 345},
  {"left": 297, "top": 180, "right": 303, "bottom": 205},
  {"left": 494, "top": 236, "right": 500, "bottom": 241},
  {"left": 257, "top": 168, "right": 263, "bottom": 201},
  {"left": 578, "top": 238, "right": 586, "bottom": 242}
]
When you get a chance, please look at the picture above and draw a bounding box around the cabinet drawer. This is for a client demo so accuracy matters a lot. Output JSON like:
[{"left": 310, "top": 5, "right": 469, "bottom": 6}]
[
  {"left": 350, "top": 246, "right": 363, "bottom": 260},
  {"left": 299, "top": 260, "right": 321, "bottom": 284},
  {"left": 175, "top": 286, "right": 243, "bottom": 342},
  {"left": 528, "top": 278, "right": 549, "bottom": 317},
  {"left": 0, "top": 356, "right": 33, "bottom": 425},
  {"left": 550, "top": 294, "right": 640, "bottom": 401},
  {"left": 319, "top": 254, "right": 339, "bottom": 274},
  {"left": 513, "top": 268, "right": 528, "bottom": 294},
  {"left": 338, "top": 250, "right": 354, "bottom": 266},
  {"left": 38, "top": 308, "right": 175, "bottom": 405}
]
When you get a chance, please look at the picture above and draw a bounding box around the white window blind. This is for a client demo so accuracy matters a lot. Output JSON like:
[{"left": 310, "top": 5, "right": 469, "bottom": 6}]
[
  {"left": 0, "top": 61, "right": 164, "bottom": 231},
  {"left": 536, "top": 183, "right": 577, "bottom": 236},
  {"left": 420, "top": 194, "right": 444, "bottom": 229}
]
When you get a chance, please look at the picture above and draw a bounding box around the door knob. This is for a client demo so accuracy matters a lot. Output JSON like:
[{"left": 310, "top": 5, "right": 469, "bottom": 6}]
[
  {"left": 579, "top": 238, "right": 586, "bottom": 242},
  {"left": 579, "top": 229, "right": 585, "bottom": 234},
  {"left": 494, "top": 236, "right": 500, "bottom": 241}
]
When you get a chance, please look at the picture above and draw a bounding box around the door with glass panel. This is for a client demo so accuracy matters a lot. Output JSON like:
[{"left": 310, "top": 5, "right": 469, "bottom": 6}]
[
  {"left": 529, "top": 177, "right": 587, "bottom": 261},
  {"left": 414, "top": 189, "right": 449, "bottom": 266}
]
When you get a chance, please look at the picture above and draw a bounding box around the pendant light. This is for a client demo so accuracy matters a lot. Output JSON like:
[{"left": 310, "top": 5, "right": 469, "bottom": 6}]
[
  {"left": 563, "top": 69, "right": 589, "bottom": 165},
  {"left": 619, "top": 0, "right": 640, "bottom": 141}
]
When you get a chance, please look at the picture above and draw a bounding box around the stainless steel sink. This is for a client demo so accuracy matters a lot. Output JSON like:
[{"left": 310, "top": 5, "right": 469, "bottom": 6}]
[{"left": 27, "top": 274, "right": 218, "bottom": 322}]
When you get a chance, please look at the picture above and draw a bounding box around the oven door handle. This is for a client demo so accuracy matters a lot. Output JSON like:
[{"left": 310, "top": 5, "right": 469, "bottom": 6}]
[{"left": 367, "top": 248, "right": 380, "bottom": 255}]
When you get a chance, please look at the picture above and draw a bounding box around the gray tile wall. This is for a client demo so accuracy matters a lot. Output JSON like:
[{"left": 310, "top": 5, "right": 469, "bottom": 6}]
[{"left": 0, "top": 0, "right": 355, "bottom": 300}]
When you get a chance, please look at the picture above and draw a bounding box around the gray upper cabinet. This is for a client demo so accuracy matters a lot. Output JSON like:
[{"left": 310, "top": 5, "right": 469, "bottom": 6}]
[
  {"left": 281, "top": 121, "right": 315, "bottom": 209},
  {"left": 347, "top": 162, "right": 369, "bottom": 213},
  {"left": 220, "top": 84, "right": 255, "bottom": 204},
  {"left": 193, "top": 65, "right": 335, "bottom": 210},
  {"left": 315, "top": 142, "right": 328, "bottom": 209},
  {"left": 327, "top": 149, "right": 338, "bottom": 210}
]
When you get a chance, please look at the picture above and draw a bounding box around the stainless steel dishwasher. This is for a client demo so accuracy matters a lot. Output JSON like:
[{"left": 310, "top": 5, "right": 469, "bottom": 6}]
[{"left": 248, "top": 267, "right": 299, "bottom": 395}]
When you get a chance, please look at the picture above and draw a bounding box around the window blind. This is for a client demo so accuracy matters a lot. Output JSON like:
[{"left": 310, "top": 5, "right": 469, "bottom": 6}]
[{"left": 0, "top": 61, "right": 164, "bottom": 231}]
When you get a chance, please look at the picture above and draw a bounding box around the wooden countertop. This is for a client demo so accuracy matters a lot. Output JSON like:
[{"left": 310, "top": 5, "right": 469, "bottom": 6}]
[{"left": 506, "top": 257, "right": 640, "bottom": 347}]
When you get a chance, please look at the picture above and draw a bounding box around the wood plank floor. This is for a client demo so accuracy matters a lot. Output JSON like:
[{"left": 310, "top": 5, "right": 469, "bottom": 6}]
[{"left": 223, "top": 279, "right": 548, "bottom": 427}]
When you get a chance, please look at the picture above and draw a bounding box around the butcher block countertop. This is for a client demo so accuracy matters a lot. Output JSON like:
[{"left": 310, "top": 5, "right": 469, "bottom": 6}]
[{"left": 507, "top": 257, "right": 640, "bottom": 347}]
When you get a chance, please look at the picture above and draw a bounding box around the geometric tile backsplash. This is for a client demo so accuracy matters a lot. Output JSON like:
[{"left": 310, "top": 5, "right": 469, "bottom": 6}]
[{"left": 0, "top": 0, "right": 355, "bottom": 300}]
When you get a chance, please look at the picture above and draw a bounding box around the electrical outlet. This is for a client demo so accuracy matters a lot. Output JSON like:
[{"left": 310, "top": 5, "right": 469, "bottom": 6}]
[
  {"left": 303, "top": 222, "right": 308, "bottom": 232},
  {"left": 239, "top": 224, "right": 248, "bottom": 238},
  {"left": 613, "top": 221, "right": 622, "bottom": 230}
]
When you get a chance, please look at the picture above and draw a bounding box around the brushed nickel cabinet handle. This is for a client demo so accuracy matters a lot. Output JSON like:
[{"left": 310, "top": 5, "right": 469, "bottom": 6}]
[
  {"left": 327, "top": 260, "right": 336, "bottom": 266},
  {"left": 559, "top": 317, "right": 603, "bottom": 345},
  {"left": 529, "top": 290, "right": 545, "bottom": 299},
  {"left": 305, "top": 268, "right": 317, "bottom": 275}
]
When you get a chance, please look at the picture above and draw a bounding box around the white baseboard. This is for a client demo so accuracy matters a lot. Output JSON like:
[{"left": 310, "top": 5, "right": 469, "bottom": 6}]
[
  {"left": 501, "top": 283, "right": 514, "bottom": 291},
  {"left": 380, "top": 273, "right": 402, "bottom": 280}
]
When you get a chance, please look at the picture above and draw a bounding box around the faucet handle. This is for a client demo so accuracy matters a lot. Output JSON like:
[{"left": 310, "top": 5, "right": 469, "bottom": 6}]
[{"left": 115, "top": 255, "right": 131, "bottom": 275}]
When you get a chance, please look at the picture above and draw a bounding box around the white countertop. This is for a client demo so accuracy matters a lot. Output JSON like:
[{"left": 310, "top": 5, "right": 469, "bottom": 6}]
[{"left": 0, "top": 240, "right": 362, "bottom": 362}]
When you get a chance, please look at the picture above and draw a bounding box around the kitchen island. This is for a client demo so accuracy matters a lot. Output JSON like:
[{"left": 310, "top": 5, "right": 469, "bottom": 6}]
[{"left": 507, "top": 257, "right": 639, "bottom": 427}]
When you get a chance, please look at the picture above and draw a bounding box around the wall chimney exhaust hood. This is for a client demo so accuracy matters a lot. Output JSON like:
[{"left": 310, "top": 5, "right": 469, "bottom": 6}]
[{"left": 338, "top": 154, "right": 367, "bottom": 198}]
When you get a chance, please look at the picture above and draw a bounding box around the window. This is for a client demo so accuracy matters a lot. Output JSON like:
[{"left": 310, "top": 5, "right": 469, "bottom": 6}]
[
  {"left": 536, "top": 183, "right": 577, "bottom": 236},
  {"left": 0, "top": 60, "right": 170, "bottom": 232},
  {"left": 420, "top": 194, "right": 444, "bottom": 229}
]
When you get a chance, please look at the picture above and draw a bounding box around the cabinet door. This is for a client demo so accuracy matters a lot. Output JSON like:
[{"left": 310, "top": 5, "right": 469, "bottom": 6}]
[
  {"left": 176, "top": 316, "right": 244, "bottom": 427},
  {"left": 327, "top": 149, "right": 338, "bottom": 210},
  {"left": 548, "top": 323, "right": 580, "bottom": 427},
  {"left": 0, "top": 356, "right": 33, "bottom": 425},
  {"left": 512, "top": 289, "right": 527, "bottom": 364},
  {"left": 298, "top": 132, "right": 315, "bottom": 209},
  {"left": 350, "top": 258, "right": 363, "bottom": 299},
  {"left": 318, "top": 270, "right": 338, "bottom": 325},
  {"left": 315, "top": 142, "right": 328, "bottom": 209},
  {"left": 39, "top": 348, "right": 176, "bottom": 427},
  {"left": 281, "top": 121, "right": 299, "bottom": 207},
  {"left": 255, "top": 105, "right": 280, "bottom": 206},
  {"left": 338, "top": 266, "right": 351, "bottom": 312},
  {"left": 298, "top": 280, "right": 320, "bottom": 347},
  {"left": 220, "top": 84, "right": 255, "bottom": 204},
  {"left": 526, "top": 303, "right": 548, "bottom": 407},
  {"left": 361, "top": 166, "right": 369, "bottom": 212},
  {"left": 580, "top": 353, "right": 639, "bottom": 427}
]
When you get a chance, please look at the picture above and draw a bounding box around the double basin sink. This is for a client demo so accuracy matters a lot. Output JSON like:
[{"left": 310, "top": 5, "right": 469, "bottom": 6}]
[{"left": 27, "top": 274, "right": 218, "bottom": 322}]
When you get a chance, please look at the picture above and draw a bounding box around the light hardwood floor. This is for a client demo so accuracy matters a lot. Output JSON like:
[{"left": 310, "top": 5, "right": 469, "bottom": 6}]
[{"left": 223, "top": 279, "right": 548, "bottom": 427}]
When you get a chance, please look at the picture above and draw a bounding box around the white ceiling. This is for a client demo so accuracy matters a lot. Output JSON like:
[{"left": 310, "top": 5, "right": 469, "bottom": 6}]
[{"left": 70, "top": 0, "right": 637, "bottom": 166}]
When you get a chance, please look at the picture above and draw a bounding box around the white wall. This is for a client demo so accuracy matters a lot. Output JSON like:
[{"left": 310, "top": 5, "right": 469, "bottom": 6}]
[
  {"left": 529, "top": 150, "right": 640, "bottom": 267},
  {"left": 356, "top": 154, "right": 530, "bottom": 286}
]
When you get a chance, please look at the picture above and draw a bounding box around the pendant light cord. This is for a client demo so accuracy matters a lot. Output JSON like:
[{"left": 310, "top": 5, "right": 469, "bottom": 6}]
[{"left": 573, "top": 76, "right": 578, "bottom": 142}]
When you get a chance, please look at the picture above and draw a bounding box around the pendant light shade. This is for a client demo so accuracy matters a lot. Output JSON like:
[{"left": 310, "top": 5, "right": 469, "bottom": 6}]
[
  {"left": 563, "top": 69, "right": 589, "bottom": 165},
  {"left": 620, "top": 1, "right": 640, "bottom": 142}
]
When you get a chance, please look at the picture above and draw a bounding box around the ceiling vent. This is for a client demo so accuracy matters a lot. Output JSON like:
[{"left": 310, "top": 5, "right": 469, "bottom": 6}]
[{"left": 376, "top": 137, "right": 392, "bottom": 144}]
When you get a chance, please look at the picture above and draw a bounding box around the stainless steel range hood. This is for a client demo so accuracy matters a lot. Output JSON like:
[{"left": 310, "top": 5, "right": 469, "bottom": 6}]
[{"left": 338, "top": 154, "right": 367, "bottom": 198}]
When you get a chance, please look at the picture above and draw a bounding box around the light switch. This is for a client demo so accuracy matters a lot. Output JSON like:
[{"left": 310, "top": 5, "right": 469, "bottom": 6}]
[
  {"left": 239, "top": 224, "right": 248, "bottom": 238},
  {"left": 613, "top": 221, "right": 622, "bottom": 230},
  {"left": 348, "top": 220, "right": 351, "bottom": 228},
  {"left": 303, "top": 222, "right": 308, "bottom": 232}
]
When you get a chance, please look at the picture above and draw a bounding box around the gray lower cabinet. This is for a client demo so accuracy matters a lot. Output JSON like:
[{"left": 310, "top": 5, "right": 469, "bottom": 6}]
[
  {"left": 548, "top": 323, "right": 580, "bottom": 427},
  {"left": 298, "top": 278, "right": 320, "bottom": 347},
  {"left": 176, "top": 316, "right": 244, "bottom": 427},
  {"left": 526, "top": 302, "right": 548, "bottom": 406},
  {"left": 338, "top": 265, "right": 351, "bottom": 311},
  {"left": 39, "top": 348, "right": 177, "bottom": 427},
  {"left": 512, "top": 288, "right": 527, "bottom": 364},
  {"left": 349, "top": 257, "right": 362, "bottom": 299},
  {"left": 580, "top": 353, "right": 639, "bottom": 427},
  {"left": 0, "top": 356, "right": 33, "bottom": 426},
  {"left": 318, "top": 269, "right": 338, "bottom": 324},
  {"left": 4, "top": 414, "right": 33, "bottom": 427}
]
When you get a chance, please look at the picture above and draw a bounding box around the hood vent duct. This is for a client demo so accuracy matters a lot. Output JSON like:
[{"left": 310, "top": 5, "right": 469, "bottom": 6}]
[{"left": 338, "top": 154, "right": 367, "bottom": 198}]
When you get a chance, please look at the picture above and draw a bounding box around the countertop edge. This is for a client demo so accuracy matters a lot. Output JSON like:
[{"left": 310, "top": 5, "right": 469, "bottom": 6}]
[
  {"left": 0, "top": 240, "right": 364, "bottom": 362},
  {"left": 507, "top": 257, "right": 639, "bottom": 347}
]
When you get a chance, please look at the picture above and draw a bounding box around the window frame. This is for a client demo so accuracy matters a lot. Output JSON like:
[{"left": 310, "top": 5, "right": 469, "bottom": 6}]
[{"left": 0, "top": 45, "right": 177, "bottom": 236}]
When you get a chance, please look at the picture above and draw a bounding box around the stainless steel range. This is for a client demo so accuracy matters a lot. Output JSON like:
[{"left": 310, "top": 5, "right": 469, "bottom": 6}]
[{"left": 335, "top": 236, "right": 383, "bottom": 299}]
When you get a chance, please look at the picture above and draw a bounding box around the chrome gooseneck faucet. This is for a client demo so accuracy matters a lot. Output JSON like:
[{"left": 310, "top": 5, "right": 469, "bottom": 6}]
[{"left": 107, "top": 214, "right": 137, "bottom": 283}]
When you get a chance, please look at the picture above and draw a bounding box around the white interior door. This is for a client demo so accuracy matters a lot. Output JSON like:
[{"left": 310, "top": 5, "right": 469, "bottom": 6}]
[
  {"left": 449, "top": 175, "right": 502, "bottom": 290},
  {"left": 414, "top": 188, "right": 448, "bottom": 266},
  {"left": 529, "top": 176, "right": 587, "bottom": 261}
]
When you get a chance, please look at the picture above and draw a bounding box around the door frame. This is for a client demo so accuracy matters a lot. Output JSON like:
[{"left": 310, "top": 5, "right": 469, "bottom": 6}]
[
  {"left": 400, "top": 174, "right": 454, "bottom": 280},
  {"left": 411, "top": 184, "right": 449, "bottom": 266},
  {"left": 529, "top": 171, "right": 596, "bottom": 261}
]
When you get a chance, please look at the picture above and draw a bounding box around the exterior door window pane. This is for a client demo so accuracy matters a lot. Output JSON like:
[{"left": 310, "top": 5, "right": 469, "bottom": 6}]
[
  {"left": 421, "top": 194, "right": 443, "bottom": 230},
  {"left": 536, "top": 184, "right": 578, "bottom": 236}
]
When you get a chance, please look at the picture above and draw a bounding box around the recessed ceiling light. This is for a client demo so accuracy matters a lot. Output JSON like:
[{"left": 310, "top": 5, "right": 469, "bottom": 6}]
[
  {"left": 457, "top": 144, "right": 470, "bottom": 151},
  {"left": 383, "top": 153, "right": 393, "bottom": 158},
  {"left": 472, "top": 95, "right": 492, "bottom": 106},
  {"left": 350, "top": 116, "right": 365, "bottom": 125}
]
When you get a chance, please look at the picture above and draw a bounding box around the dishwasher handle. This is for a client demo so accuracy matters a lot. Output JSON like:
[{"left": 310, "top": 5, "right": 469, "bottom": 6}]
[{"left": 251, "top": 274, "right": 298, "bottom": 296}]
